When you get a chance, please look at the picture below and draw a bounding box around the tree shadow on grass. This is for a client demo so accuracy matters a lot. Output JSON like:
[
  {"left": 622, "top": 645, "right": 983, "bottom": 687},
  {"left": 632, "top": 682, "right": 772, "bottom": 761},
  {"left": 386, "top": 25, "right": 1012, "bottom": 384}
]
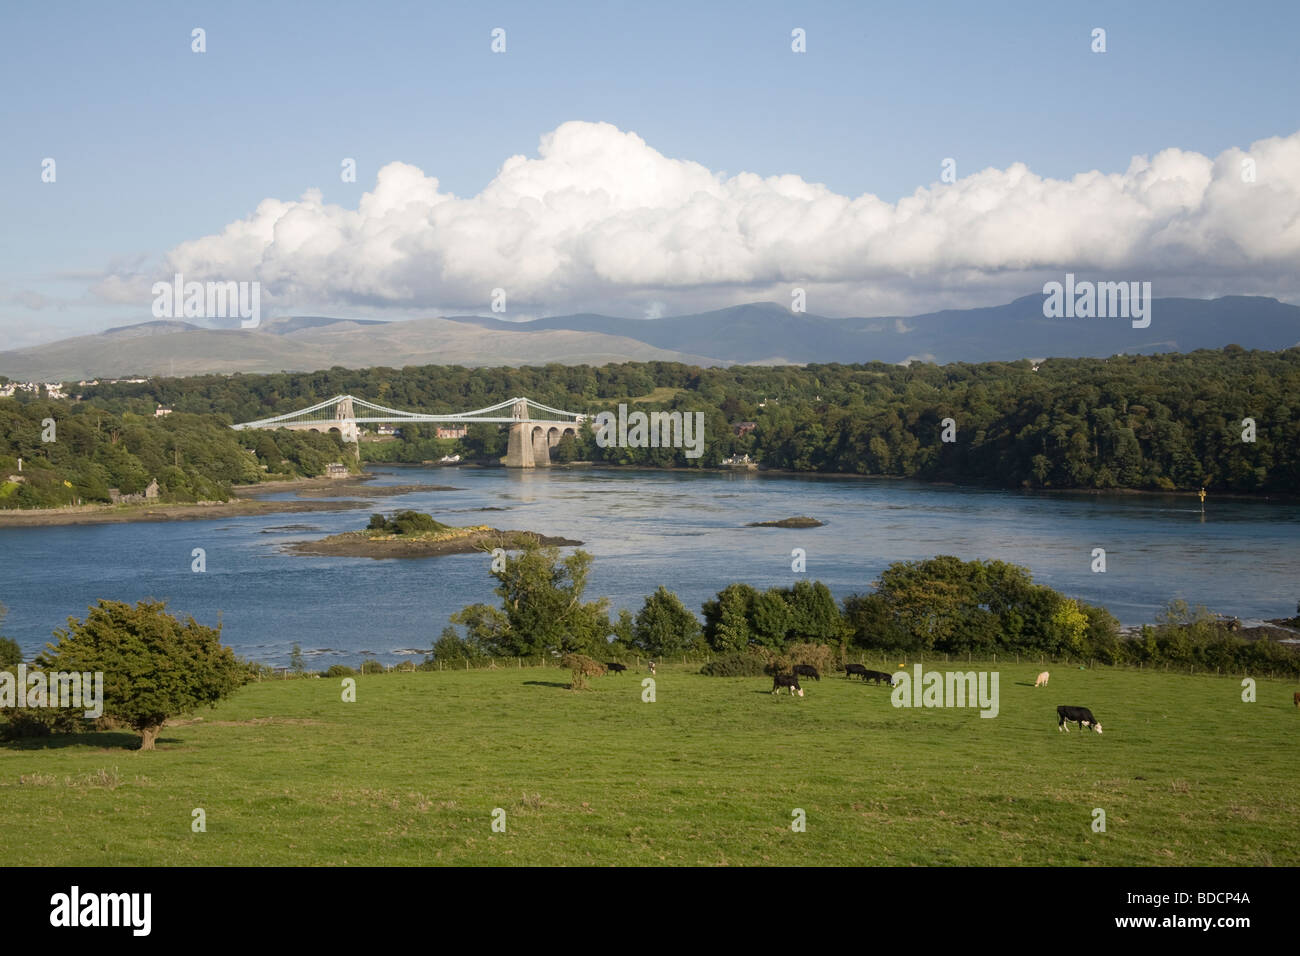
[
  {"left": 522, "top": 680, "right": 572, "bottom": 689},
  {"left": 2, "top": 731, "right": 179, "bottom": 751}
]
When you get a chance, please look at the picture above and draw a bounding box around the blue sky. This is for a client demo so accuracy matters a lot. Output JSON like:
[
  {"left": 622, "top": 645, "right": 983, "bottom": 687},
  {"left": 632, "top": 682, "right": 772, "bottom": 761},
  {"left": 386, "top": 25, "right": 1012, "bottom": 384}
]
[{"left": 3, "top": 0, "right": 1299, "bottom": 346}]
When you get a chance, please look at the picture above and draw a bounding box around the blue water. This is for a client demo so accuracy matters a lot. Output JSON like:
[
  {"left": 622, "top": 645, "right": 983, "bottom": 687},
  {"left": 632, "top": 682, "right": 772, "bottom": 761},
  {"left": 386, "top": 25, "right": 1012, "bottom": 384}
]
[{"left": 1, "top": 466, "right": 1296, "bottom": 666}]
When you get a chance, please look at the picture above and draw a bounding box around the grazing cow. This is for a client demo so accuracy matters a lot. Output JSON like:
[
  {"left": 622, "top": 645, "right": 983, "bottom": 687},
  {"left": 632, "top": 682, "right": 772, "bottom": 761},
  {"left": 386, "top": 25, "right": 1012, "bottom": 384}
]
[
  {"left": 862, "top": 669, "right": 894, "bottom": 686},
  {"left": 844, "top": 663, "right": 869, "bottom": 680},
  {"left": 1035, "top": 671, "right": 1050, "bottom": 687},
  {"left": 605, "top": 662, "right": 627, "bottom": 674},
  {"left": 647, "top": 661, "right": 656, "bottom": 676},
  {"left": 792, "top": 663, "right": 821, "bottom": 681},
  {"left": 1057, "top": 705, "right": 1103, "bottom": 734},
  {"left": 1294, "top": 691, "right": 1299, "bottom": 708},
  {"left": 772, "top": 673, "right": 804, "bottom": 697}
]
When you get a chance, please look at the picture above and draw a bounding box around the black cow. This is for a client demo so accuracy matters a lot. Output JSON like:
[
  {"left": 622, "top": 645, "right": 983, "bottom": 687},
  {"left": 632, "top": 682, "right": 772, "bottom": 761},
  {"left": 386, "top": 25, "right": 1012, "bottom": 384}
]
[
  {"left": 605, "top": 662, "right": 627, "bottom": 674},
  {"left": 862, "top": 669, "right": 894, "bottom": 686},
  {"left": 772, "top": 673, "right": 804, "bottom": 697},
  {"left": 844, "top": 663, "right": 869, "bottom": 680},
  {"left": 1057, "top": 705, "right": 1103, "bottom": 734},
  {"left": 792, "top": 664, "right": 820, "bottom": 681}
]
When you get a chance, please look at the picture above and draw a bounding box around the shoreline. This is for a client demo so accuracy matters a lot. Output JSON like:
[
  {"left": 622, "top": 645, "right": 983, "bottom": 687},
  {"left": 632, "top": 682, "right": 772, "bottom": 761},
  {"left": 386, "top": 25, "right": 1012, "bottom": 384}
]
[
  {"left": 2, "top": 462, "right": 1294, "bottom": 528},
  {"left": 525, "top": 462, "right": 1300, "bottom": 503},
  {"left": 0, "top": 473, "right": 470, "bottom": 527},
  {"left": 0, "top": 497, "right": 374, "bottom": 527}
]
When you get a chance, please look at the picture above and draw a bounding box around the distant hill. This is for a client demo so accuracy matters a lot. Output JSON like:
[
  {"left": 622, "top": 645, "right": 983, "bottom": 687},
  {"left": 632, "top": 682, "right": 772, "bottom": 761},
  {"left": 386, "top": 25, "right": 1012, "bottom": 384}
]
[
  {"left": 0, "top": 316, "right": 721, "bottom": 381},
  {"left": 101, "top": 319, "right": 203, "bottom": 337},
  {"left": 445, "top": 295, "right": 1300, "bottom": 365},
  {"left": 1, "top": 295, "right": 1296, "bottom": 381}
]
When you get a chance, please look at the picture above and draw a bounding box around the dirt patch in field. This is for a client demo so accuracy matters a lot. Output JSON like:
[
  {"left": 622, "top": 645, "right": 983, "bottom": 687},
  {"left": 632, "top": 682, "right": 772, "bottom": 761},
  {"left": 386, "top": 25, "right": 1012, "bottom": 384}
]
[{"left": 168, "top": 716, "right": 327, "bottom": 727}]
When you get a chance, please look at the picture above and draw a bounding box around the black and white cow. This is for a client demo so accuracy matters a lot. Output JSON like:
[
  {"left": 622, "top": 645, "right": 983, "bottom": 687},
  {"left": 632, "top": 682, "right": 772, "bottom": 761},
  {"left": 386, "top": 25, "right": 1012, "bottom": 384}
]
[
  {"left": 773, "top": 673, "right": 804, "bottom": 697},
  {"left": 1057, "top": 705, "right": 1103, "bottom": 734}
]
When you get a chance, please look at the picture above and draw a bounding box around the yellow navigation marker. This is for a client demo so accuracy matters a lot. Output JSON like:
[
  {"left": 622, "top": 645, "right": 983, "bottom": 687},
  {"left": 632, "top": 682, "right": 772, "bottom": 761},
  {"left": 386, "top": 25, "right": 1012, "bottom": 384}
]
[{"left": 1198, "top": 487, "right": 1206, "bottom": 504}]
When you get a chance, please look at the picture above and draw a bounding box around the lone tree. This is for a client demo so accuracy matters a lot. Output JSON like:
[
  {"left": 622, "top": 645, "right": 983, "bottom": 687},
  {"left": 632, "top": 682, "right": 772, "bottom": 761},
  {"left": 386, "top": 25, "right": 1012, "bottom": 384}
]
[
  {"left": 37, "top": 600, "right": 248, "bottom": 750},
  {"left": 450, "top": 543, "right": 610, "bottom": 657}
]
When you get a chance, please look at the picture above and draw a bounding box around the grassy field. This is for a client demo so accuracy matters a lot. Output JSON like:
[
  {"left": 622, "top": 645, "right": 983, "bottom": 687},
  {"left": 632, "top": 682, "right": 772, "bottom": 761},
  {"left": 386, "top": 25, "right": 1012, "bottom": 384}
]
[{"left": 1, "top": 662, "right": 1296, "bottom": 865}]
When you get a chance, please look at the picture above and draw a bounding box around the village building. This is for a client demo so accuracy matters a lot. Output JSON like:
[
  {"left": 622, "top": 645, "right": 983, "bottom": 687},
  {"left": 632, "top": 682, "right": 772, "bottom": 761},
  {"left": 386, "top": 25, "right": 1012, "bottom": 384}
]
[{"left": 108, "top": 479, "right": 159, "bottom": 505}]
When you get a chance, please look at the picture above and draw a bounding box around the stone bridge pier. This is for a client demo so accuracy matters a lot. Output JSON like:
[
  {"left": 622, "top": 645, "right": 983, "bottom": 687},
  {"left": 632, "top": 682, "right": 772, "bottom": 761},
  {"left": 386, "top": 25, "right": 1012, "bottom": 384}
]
[{"left": 504, "top": 399, "right": 580, "bottom": 468}]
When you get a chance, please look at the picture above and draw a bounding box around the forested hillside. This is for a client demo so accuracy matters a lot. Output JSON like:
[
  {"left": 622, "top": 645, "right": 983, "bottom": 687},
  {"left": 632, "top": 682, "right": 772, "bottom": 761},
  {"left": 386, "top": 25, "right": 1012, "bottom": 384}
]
[
  {"left": 0, "top": 401, "right": 353, "bottom": 509},
  {"left": 14, "top": 345, "right": 1300, "bottom": 495}
]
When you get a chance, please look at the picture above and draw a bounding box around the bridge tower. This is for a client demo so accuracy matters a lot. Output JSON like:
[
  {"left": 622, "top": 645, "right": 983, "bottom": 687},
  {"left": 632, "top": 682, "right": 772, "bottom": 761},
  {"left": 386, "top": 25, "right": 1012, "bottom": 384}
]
[
  {"left": 336, "top": 395, "right": 359, "bottom": 445},
  {"left": 505, "top": 398, "right": 548, "bottom": 468}
]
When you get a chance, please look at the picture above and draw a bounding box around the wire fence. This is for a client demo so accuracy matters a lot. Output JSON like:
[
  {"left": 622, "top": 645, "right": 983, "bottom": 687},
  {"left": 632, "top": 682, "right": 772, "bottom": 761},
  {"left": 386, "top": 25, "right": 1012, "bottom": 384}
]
[{"left": 259, "top": 647, "right": 1299, "bottom": 681}]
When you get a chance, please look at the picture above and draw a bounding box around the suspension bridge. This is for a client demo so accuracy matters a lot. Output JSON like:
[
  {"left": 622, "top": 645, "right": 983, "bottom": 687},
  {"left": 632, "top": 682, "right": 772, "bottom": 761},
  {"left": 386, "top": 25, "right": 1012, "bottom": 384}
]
[{"left": 231, "top": 395, "right": 587, "bottom": 467}]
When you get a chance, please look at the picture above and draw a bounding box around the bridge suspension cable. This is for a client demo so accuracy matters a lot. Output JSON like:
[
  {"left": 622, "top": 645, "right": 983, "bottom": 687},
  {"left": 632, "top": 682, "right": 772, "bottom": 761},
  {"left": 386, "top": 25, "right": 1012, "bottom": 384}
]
[{"left": 231, "top": 395, "right": 585, "bottom": 431}]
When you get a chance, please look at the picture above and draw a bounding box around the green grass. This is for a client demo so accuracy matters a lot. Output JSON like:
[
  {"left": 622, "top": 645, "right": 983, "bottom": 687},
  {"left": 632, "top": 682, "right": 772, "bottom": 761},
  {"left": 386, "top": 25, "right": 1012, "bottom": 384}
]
[
  {"left": 624, "top": 386, "right": 687, "bottom": 404},
  {"left": 2, "top": 663, "right": 1296, "bottom": 865}
]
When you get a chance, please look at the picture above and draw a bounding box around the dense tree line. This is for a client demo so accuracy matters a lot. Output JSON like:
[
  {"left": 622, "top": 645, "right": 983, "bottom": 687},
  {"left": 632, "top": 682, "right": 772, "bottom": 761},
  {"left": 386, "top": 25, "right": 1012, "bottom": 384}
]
[
  {"left": 0, "top": 400, "right": 354, "bottom": 508},
  {"left": 431, "top": 546, "right": 1300, "bottom": 677},
  {"left": 63, "top": 346, "right": 1300, "bottom": 492}
]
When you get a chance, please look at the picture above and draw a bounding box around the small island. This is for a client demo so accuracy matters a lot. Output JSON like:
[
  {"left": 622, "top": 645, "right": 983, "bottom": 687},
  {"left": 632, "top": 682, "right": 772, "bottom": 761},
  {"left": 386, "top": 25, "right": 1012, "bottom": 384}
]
[
  {"left": 746, "top": 516, "right": 824, "bottom": 528},
  {"left": 288, "top": 510, "right": 581, "bottom": 559}
]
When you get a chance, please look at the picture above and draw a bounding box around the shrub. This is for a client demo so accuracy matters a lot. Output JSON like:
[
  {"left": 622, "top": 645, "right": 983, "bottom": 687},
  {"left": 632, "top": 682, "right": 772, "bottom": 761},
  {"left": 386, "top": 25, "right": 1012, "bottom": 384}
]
[
  {"left": 562, "top": 653, "right": 605, "bottom": 690},
  {"left": 700, "top": 649, "right": 771, "bottom": 677},
  {"left": 0, "top": 636, "right": 21, "bottom": 669},
  {"left": 360, "top": 659, "right": 386, "bottom": 674},
  {"left": 325, "top": 664, "right": 356, "bottom": 678},
  {"left": 785, "top": 641, "right": 837, "bottom": 675},
  {"left": 365, "top": 510, "right": 450, "bottom": 536}
]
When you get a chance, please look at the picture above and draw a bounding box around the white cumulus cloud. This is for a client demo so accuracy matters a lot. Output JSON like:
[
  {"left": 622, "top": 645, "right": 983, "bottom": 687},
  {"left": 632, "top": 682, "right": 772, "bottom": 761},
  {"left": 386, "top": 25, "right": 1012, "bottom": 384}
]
[{"left": 155, "top": 121, "right": 1300, "bottom": 317}]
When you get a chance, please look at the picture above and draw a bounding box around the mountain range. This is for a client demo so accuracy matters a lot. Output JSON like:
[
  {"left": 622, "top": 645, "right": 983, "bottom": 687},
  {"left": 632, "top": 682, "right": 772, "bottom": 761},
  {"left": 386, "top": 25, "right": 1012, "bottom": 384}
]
[{"left": 1, "top": 296, "right": 1296, "bottom": 381}]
